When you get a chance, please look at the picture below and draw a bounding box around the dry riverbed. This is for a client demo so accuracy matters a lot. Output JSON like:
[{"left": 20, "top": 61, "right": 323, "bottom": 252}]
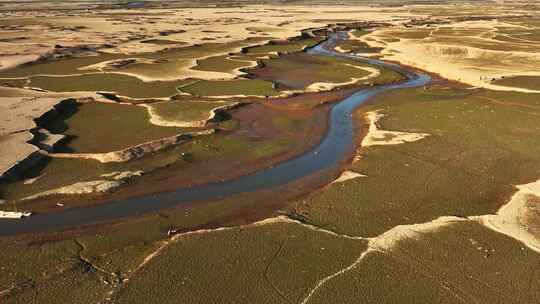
[{"left": 1, "top": 4, "right": 540, "bottom": 304}]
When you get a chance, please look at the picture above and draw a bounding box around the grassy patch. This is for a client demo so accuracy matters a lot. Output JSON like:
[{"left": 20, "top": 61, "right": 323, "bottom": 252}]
[
  {"left": 179, "top": 79, "right": 277, "bottom": 96},
  {"left": 290, "top": 85, "right": 540, "bottom": 236},
  {"left": 335, "top": 40, "right": 382, "bottom": 54},
  {"left": 27, "top": 74, "right": 191, "bottom": 99},
  {"left": 351, "top": 29, "right": 370, "bottom": 38},
  {"left": 244, "top": 37, "right": 323, "bottom": 55},
  {"left": 258, "top": 54, "right": 373, "bottom": 89},
  {"left": 44, "top": 101, "right": 187, "bottom": 153},
  {"left": 105, "top": 39, "right": 269, "bottom": 80},
  {"left": 0, "top": 102, "right": 320, "bottom": 204},
  {"left": 0, "top": 139, "right": 199, "bottom": 202},
  {"left": 0, "top": 38, "right": 270, "bottom": 80},
  {"left": 309, "top": 221, "right": 540, "bottom": 304},
  {"left": 192, "top": 55, "right": 254, "bottom": 74},
  {"left": 148, "top": 100, "right": 228, "bottom": 123},
  {"left": 113, "top": 222, "right": 367, "bottom": 304}
]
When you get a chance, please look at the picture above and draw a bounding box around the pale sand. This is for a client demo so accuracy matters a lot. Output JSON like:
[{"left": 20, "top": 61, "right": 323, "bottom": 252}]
[
  {"left": 364, "top": 19, "right": 540, "bottom": 93},
  {"left": 0, "top": 96, "right": 63, "bottom": 135},
  {"left": 361, "top": 110, "right": 430, "bottom": 147},
  {"left": 100, "top": 170, "right": 144, "bottom": 181},
  {"left": 79, "top": 53, "right": 252, "bottom": 82},
  {"left": 132, "top": 214, "right": 366, "bottom": 277},
  {"left": 78, "top": 58, "right": 160, "bottom": 72},
  {"left": 132, "top": 193, "right": 537, "bottom": 304},
  {"left": 0, "top": 88, "right": 109, "bottom": 178},
  {"left": 23, "top": 174, "right": 43, "bottom": 185},
  {"left": 332, "top": 170, "right": 366, "bottom": 184},
  {"left": 0, "top": 211, "right": 32, "bottom": 219},
  {"left": 300, "top": 215, "right": 465, "bottom": 304},
  {"left": 475, "top": 180, "right": 540, "bottom": 253},
  {"left": 306, "top": 65, "right": 380, "bottom": 92},
  {"left": 0, "top": 54, "right": 41, "bottom": 71},
  {"left": 0, "top": 132, "right": 39, "bottom": 178},
  {"left": 22, "top": 171, "right": 145, "bottom": 200},
  {"left": 334, "top": 46, "right": 351, "bottom": 54},
  {"left": 22, "top": 180, "right": 124, "bottom": 200},
  {"left": 34, "top": 128, "right": 65, "bottom": 152},
  {"left": 0, "top": 5, "right": 419, "bottom": 78},
  {"left": 368, "top": 216, "right": 467, "bottom": 251}
]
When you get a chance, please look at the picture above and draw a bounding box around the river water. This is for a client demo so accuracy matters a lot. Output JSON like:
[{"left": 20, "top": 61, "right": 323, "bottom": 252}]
[{"left": 0, "top": 32, "right": 430, "bottom": 236}]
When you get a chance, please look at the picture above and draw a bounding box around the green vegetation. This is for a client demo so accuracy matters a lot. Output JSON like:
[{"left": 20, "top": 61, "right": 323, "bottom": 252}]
[
  {"left": 0, "top": 38, "right": 269, "bottom": 80},
  {"left": 179, "top": 79, "right": 277, "bottom": 96},
  {"left": 251, "top": 53, "right": 404, "bottom": 90},
  {"left": 177, "top": 117, "right": 312, "bottom": 164},
  {"left": 105, "top": 39, "right": 269, "bottom": 80},
  {"left": 44, "top": 101, "right": 187, "bottom": 153},
  {"left": 351, "top": 29, "right": 370, "bottom": 39},
  {"left": 335, "top": 39, "right": 382, "bottom": 54},
  {"left": 0, "top": 130, "right": 228, "bottom": 202},
  {"left": 0, "top": 101, "right": 321, "bottom": 204},
  {"left": 290, "top": 85, "right": 540, "bottom": 236},
  {"left": 244, "top": 37, "right": 323, "bottom": 55},
  {"left": 310, "top": 222, "right": 540, "bottom": 304},
  {"left": 113, "top": 222, "right": 367, "bottom": 304},
  {"left": 4, "top": 13, "right": 540, "bottom": 304},
  {"left": 27, "top": 74, "right": 191, "bottom": 99},
  {"left": 255, "top": 54, "right": 373, "bottom": 89},
  {"left": 148, "top": 100, "right": 229, "bottom": 123},
  {"left": 0, "top": 237, "right": 114, "bottom": 304},
  {"left": 192, "top": 54, "right": 254, "bottom": 74},
  {"left": 0, "top": 145, "right": 184, "bottom": 203}
]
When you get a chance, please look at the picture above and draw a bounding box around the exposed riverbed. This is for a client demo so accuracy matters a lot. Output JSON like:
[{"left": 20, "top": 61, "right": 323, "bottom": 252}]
[{"left": 0, "top": 33, "right": 430, "bottom": 236}]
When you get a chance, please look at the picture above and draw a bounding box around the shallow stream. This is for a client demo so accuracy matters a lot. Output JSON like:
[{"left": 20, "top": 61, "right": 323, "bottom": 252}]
[{"left": 0, "top": 32, "right": 430, "bottom": 236}]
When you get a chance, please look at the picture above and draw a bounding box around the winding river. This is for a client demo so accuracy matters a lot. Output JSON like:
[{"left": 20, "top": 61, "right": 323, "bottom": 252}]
[{"left": 0, "top": 32, "right": 430, "bottom": 236}]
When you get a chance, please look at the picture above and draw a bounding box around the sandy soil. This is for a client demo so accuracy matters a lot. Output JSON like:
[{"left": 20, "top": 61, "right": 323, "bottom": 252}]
[
  {"left": 0, "top": 210, "right": 31, "bottom": 219},
  {"left": 0, "top": 5, "right": 419, "bottom": 81},
  {"left": 101, "top": 170, "right": 144, "bottom": 181},
  {"left": 331, "top": 170, "right": 366, "bottom": 184},
  {"left": 364, "top": 19, "right": 540, "bottom": 93},
  {"left": 22, "top": 170, "right": 145, "bottom": 200},
  {"left": 22, "top": 180, "right": 124, "bottom": 200},
  {"left": 361, "top": 110, "right": 430, "bottom": 147},
  {"left": 0, "top": 88, "right": 104, "bottom": 178},
  {"left": 477, "top": 179, "right": 540, "bottom": 253},
  {"left": 0, "top": 7, "right": 526, "bottom": 178},
  {"left": 306, "top": 66, "right": 380, "bottom": 92}
]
